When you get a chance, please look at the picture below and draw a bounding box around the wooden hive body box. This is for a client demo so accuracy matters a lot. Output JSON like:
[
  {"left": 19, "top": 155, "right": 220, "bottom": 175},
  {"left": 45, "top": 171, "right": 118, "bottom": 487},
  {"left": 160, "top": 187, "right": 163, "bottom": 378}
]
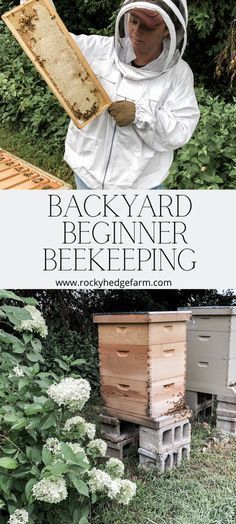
[
  {"left": 0, "top": 149, "right": 71, "bottom": 189},
  {"left": 181, "top": 306, "right": 236, "bottom": 397},
  {"left": 93, "top": 312, "right": 191, "bottom": 424}
]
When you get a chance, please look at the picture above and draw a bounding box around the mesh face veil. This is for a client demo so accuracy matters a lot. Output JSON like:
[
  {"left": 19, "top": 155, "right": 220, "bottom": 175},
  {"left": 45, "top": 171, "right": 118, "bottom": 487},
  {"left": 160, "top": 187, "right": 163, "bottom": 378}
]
[{"left": 116, "top": 0, "right": 188, "bottom": 72}]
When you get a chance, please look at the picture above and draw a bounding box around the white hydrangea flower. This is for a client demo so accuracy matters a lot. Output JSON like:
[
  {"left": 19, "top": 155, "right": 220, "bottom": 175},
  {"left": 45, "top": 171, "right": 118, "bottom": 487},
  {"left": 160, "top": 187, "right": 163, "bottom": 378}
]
[
  {"left": 85, "top": 422, "right": 96, "bottom": 440},
  {"left": 47, "top": 378, "right": 90, "bottom": 410},
  {"left": 64, "top": 416, "right": 96, "bottom": 439},
  {"left": 115, "top": 479, "right": 137, "bottom": 505},
  {"left": 87, "top": 438, "right": 107, "bottom": 457},
  {"left": 45, "top": 437, "right": 61, "bottom": 456},
  {"left": 15, "top": 305, "right": 48, "bottom": 338},
  {"left": 9, "top": 364, "right": 25, "bottom": 379},
  {"left": 106, "top": 457, "right": 124, "bottom": 478},
  {"left": 8, "top": 509, "right": 29, "bottom": 524},
  {"left": 107, "top": 479, "right": 122, "bottom": 499},
  {"left": 87, "top": 468, "right": 111, "bottom": 493},
  {"left": 32, "top": 477, "right": 68, "bottom": 504},
  {"left": 66, "top": 442, "right": 89, "bottom": 463}
]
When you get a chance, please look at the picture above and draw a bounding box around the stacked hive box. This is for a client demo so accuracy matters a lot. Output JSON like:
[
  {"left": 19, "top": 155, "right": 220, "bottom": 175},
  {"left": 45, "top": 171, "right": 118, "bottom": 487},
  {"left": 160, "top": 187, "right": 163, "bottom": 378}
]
[
  {"left": 93, "top": 311, "right": 192, "bottom": 470},
  {"left": 184, "top": 306, "right": 236, "bottom": 431}
]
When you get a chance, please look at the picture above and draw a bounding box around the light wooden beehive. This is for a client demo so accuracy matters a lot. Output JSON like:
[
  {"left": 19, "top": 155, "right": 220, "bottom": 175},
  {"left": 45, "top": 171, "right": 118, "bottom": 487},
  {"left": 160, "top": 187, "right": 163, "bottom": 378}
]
[
  {"left": 0, "top": 149, "right": 71, "bottom": 189},
  {"left": 93, "top": 311, "right": 191, "bottom": 425},
  {"left": 2, "top": 0, "right": 111, "bottom": 128}
]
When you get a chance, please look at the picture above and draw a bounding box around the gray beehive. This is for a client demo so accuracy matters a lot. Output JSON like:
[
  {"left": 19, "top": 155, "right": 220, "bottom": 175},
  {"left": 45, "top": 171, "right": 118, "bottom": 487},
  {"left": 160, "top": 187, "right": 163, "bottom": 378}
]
[{"left": 182, "top": 307, "right": 236, "bottom": 397}]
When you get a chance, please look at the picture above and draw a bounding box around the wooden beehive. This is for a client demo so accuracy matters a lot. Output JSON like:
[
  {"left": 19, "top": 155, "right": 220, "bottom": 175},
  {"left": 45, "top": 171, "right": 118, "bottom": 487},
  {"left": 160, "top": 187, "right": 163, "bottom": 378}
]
[
  {"left": 0, "top": 149, "right": 71, "bottom": 189},
  {"left": 2, "top": 0, "right": 111, "bottom": 128},
  {"left": 93, "top": 312, "right": 191, "bottom": 425}
]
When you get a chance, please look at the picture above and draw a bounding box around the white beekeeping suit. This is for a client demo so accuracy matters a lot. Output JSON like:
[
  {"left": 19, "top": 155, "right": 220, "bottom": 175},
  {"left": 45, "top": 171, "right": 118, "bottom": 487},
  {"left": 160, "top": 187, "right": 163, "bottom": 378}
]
[{"left": 20, "top": 0, "right": 200, "bottom": 189}]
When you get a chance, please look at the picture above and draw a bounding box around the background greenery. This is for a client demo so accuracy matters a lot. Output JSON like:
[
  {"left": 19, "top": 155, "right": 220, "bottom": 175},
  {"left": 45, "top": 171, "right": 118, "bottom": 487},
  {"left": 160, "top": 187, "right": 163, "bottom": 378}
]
[
  {"left": 5, "top": 289, "right": 235, "bottom": 386},
  {"left": 0, "top": 0, "right": 235, "bottom": 188}
]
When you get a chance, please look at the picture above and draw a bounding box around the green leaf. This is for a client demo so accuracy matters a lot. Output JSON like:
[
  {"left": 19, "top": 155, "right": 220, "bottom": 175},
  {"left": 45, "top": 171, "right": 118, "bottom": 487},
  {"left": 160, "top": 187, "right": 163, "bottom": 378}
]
[
  {"left": 0, "top": 330, "right": 24, "bottom": 352},
  {"left": 3, "top": 414, "right": 21, "bottom": 424},
  {"left": 42, "top": 447, "right": 54, "bottom": 466},
  {"left": 41, "top": 413, "right": 57, "bottom": 430},
  {"left": 23, "top": 297, "right": 38, "bottom": 306},
  {"left": 25, "top": 478, "right": 37, "bottom": 502},
  {"left": 47, "top": 462, "right": 68, "bottom": 476},
  {"left": 60, "top": 444, "right": 89, "bottom": 469},
  {"left": 18, "top": 377, "right": 30, "bottom": 391},
  {"left": 54, "top": 358, "right": 69, "bottom": 371},
  {"left": 0, "top": 499, "right": 6, "bottom": 508},
  {"left": 70, "top": 475, "right": 89, "bottom": 497},
  {"left": 0, "top": 290, "right": 25, "bottom": 302},
  {"left": 31, "top": 338, "right": 42, "bottom": 352},
  {"left": 71, "top": 359, "right": 86, "bottom": 367},
  {"left": 11, "top": 418, "right": 27, "bottom": 430},
  {"left": 0, "top": 457, "right": 18, "bottom": 469},
  {"left": 23, "top": 332, "right": 33, "bottom": 344},
  {"left": 26, "top": 352, "right": 44, "bottom": 363},
  {"left": 24, "top": 404, "right": 44, "bottom": 416}
]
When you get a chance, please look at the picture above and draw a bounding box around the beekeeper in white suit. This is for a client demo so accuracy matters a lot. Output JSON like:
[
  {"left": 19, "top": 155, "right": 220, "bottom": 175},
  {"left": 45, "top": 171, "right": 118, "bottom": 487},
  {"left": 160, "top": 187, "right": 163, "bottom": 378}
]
[{"left": 20, "top": 0, "right": 200, "bottom": 189}]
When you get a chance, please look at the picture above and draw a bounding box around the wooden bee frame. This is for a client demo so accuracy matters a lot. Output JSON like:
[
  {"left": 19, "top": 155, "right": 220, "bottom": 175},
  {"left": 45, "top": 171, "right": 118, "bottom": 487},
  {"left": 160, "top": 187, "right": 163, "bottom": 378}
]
[
  {"left": 0, "top": 149, "right": 72, "bottom": 189},
  {"left": 2, "top": 0, "right": 111, "bottom": 128}
]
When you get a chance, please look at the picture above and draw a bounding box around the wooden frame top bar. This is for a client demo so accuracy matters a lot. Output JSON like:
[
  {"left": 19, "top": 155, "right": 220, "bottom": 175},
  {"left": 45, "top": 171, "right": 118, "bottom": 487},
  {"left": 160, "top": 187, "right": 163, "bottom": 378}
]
[{"left": 0, "top": 149, "right": 71, "bottom": 190}]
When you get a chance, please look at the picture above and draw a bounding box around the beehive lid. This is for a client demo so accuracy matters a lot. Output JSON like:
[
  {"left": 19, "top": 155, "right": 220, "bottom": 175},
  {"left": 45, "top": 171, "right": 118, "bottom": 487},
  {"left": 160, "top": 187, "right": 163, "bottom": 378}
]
[
  {"left": 179, "top": 306, "right": 236, "bottom": 316},
  {"left": 0, "top": 149, "right": 71, "bottom": 189},
  {"left": 93, "top": 311, "right": 192, "bottom": 324}
]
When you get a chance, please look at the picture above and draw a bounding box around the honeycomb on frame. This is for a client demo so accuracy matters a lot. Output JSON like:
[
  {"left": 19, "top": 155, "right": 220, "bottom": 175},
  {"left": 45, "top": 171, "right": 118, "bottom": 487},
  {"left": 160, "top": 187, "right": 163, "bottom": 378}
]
[{"left": 2, "top": 0, "right": 111, "bottom": 128}]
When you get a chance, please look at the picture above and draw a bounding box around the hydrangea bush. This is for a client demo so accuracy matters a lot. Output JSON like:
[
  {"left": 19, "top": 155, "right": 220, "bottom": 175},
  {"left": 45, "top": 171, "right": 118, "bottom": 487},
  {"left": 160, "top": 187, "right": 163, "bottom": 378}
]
[{"left": 0, "top": 291, "right": 136, "bottom": 524}]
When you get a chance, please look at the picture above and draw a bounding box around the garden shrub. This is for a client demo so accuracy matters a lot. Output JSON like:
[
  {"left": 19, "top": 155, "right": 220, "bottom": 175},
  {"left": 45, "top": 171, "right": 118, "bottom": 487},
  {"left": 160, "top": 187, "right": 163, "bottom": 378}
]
[
  {"left": 0, "top": 291, "right": 136, "bottom": 524},
  {"left": 166, "top": 86, "right": 236, "bottom": 189}
]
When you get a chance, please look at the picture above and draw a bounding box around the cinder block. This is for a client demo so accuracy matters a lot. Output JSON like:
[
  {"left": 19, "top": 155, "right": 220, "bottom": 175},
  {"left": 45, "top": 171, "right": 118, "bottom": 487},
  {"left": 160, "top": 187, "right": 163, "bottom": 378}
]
[
  {"left": 216, "top": 415, "right": 236, "bottom": 434},
  {"left": 138, "top": 443, "right": 190, "bottom": 472},
  {"left": 186, "top": 391, "right": 214, "bottom": 419},
  {"left": 139, "top": 419, "right": 191, "bottom": 453},
  {"left": 217, "top": 395, "right": 236, "bottom": 404},
  {"left": 99, "top": 414, "right": 138, "bottom": 443},
  {"left": 106, "top": 435, "right": 139, "bottom": 460}
]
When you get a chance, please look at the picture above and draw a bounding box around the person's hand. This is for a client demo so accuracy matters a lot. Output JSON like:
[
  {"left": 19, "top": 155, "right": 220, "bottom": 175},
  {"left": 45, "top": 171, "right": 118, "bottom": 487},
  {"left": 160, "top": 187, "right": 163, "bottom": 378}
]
[{"left": 108, "top": 100, "right": 136, "bottom": 127}]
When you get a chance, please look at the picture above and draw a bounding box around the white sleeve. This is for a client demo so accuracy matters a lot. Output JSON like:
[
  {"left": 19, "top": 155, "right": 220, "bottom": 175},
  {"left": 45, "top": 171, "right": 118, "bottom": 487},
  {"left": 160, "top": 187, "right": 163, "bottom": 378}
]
[{"left": 134, "top": 66, "right": 200, "bottom": 153}]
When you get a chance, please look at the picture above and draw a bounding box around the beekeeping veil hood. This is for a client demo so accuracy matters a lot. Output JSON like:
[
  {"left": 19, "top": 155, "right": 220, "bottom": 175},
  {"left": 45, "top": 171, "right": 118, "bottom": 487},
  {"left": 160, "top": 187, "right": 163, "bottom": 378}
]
[{"left": 115, "top": 0, "right": 188, "bottom": 77}]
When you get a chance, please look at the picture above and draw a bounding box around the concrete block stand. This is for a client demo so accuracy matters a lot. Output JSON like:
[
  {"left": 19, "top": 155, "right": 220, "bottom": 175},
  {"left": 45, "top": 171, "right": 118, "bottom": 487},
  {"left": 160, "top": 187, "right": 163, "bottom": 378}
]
[{"left": 186, "top": 391, "right": 215, "bottom": 419}]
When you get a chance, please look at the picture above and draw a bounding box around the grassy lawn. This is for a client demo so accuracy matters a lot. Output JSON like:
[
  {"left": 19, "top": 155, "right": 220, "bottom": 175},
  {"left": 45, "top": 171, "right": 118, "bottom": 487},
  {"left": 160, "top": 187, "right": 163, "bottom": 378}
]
[
  {"left": 0, "top": 126, "right": 75, "bottom": 187},
  {"left": 91, "top": 418, "right": 236, "bottom": 524}
]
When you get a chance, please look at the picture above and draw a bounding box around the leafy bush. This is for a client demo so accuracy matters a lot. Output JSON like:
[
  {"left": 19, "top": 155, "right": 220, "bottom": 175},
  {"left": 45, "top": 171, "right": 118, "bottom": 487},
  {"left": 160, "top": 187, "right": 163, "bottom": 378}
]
[
  {"left": 42, "top": 330, "right": 99, "bottom": 389},
  {"left": 166, "top": 86, "right": 236, "bottom": 189},
  {"left": 0, "top": 291, "right": 136, "bottom": 524}
]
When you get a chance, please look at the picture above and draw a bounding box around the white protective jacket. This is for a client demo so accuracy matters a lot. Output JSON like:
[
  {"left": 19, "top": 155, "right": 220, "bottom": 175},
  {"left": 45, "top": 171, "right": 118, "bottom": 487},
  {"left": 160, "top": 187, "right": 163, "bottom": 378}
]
[{"left": 23, "top": 0, "right": 200, "bottom": 189}]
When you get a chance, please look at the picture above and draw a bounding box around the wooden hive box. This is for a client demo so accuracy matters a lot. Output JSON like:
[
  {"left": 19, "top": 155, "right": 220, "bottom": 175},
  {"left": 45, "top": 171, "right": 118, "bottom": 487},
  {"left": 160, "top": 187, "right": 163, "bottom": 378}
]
[
  {"left": 0, "top": 149, "right": 71, "bottom": 189},
  {"left": 2, "top": 0, "right": 111, "bottom": 128},
  {"left": 93, "top": 311, "right": 191, "bottom": 425}
]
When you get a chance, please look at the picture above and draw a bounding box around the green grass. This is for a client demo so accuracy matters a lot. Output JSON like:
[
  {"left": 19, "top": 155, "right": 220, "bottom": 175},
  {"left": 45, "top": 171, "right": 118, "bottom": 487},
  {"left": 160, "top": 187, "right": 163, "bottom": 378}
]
[
  {"left": 91, "top": 421, "right": 236, "bottom": 524},
  {"left": 0, "top": 126, "right": 75, "bottom": 187}
]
